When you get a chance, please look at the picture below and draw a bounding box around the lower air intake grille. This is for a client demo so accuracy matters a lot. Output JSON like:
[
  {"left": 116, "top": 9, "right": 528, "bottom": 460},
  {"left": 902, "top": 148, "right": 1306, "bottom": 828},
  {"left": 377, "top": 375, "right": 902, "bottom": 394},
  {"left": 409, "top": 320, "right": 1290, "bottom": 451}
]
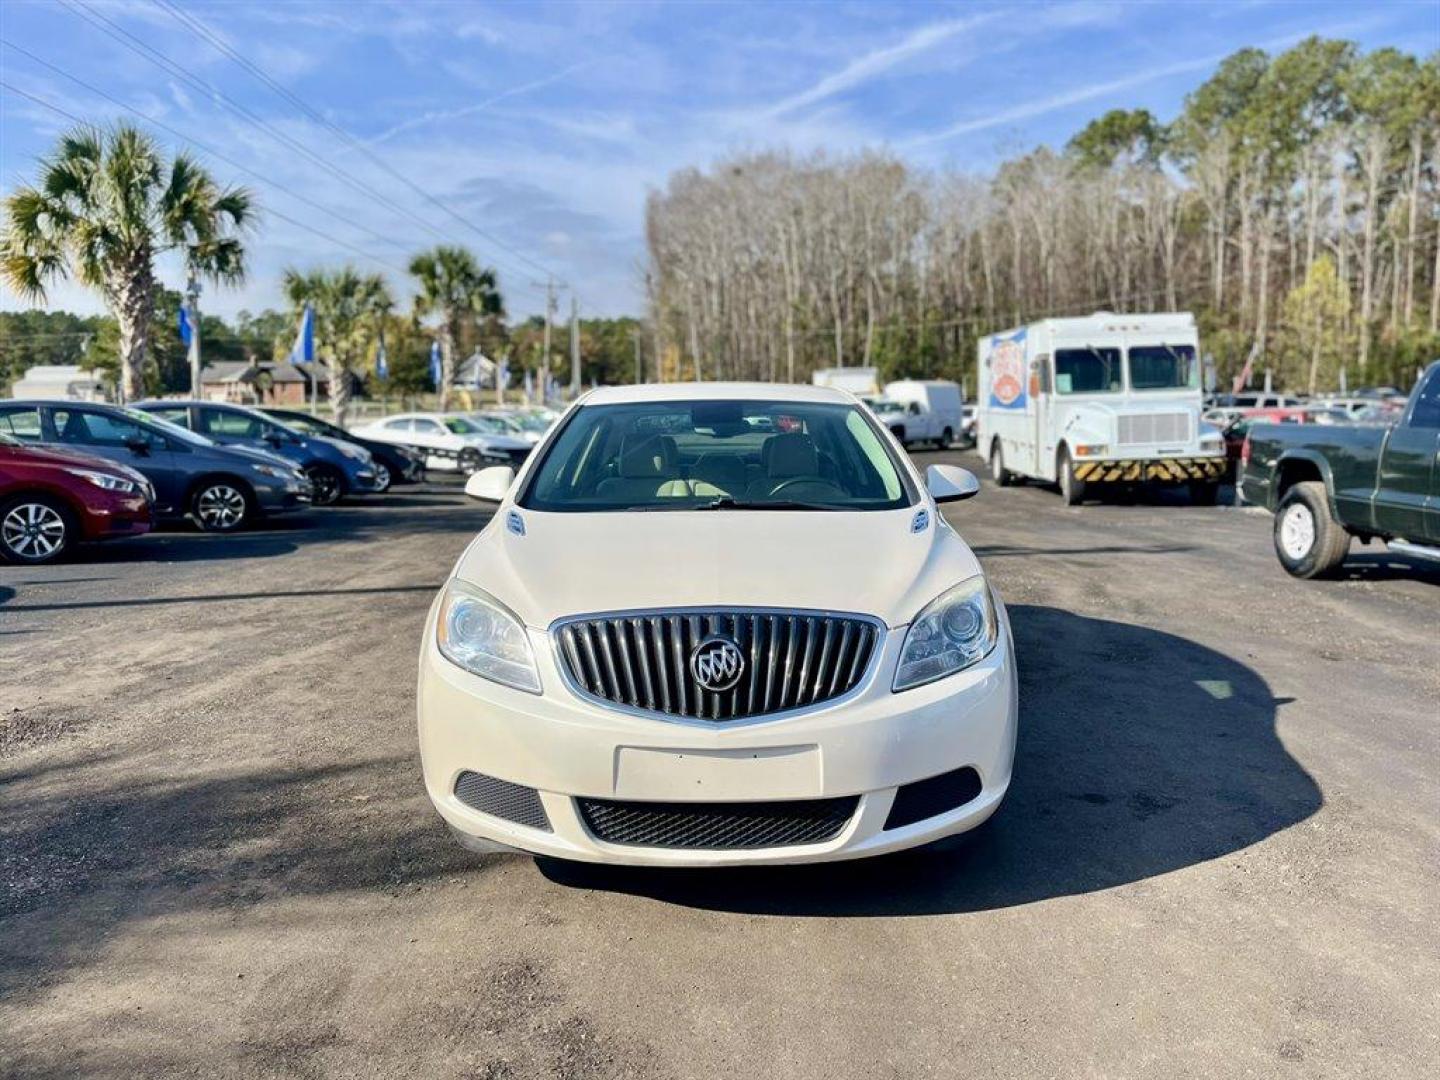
[
  {"left": 576, "top": 795, "right": 858, "bottom": 850},
  {"left": 1118, "top": 412, "right": 1191, "bottom": 445},
  {"left": 454, "top": 771, "right": 551, "bottom": 832},
  {"left": 884, "top": 767, "right": 983, "bottom": 831}
]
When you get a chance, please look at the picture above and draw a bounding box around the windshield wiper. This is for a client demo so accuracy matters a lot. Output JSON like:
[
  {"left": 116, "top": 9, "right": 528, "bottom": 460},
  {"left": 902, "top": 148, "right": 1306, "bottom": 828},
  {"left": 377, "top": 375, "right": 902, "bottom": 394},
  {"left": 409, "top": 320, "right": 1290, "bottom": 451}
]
[{"left": 698, "top": 496, "right": 839, "bottom": 512}]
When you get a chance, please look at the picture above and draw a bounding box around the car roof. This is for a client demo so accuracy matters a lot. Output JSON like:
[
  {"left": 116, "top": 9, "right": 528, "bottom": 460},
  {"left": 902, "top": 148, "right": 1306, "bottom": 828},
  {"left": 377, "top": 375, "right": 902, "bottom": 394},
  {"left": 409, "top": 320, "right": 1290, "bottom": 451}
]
[{"left": 582, "top": 382, "right": 853, "bottom": 406}]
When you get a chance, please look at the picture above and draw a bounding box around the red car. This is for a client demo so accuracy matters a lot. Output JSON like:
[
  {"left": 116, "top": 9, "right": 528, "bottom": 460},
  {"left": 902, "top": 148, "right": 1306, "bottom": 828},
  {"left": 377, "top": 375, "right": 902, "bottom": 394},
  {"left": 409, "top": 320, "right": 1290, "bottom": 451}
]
[{"left": 0, "top": 433, "right": 154, "bottom": 564}]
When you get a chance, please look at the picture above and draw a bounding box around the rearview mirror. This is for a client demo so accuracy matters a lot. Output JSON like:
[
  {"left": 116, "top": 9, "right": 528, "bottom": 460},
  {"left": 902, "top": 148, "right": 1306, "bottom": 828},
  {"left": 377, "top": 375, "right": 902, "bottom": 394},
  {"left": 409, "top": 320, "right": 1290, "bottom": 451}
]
[
  {"left": 925, "top": 464, "right": 979, "bottom": 503},
  {"left": 465, "top": 465, "right": 515, "bottom": 503}
]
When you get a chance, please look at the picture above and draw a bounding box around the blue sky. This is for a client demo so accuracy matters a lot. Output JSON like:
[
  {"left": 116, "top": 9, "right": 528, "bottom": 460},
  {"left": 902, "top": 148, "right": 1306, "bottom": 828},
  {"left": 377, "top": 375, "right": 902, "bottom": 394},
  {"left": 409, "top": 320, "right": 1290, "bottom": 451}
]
[{"left": 2, "top": 0, "right": 1436, "bottom": 322}]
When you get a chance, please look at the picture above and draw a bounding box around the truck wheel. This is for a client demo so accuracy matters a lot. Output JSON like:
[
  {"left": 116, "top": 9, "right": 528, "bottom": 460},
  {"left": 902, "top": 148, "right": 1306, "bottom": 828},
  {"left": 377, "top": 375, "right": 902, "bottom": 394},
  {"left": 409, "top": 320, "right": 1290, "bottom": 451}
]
[
  {"left": 990, "top": 443, "right": 1015, "bottom": 487},
  {"left": 1058, "top": 450, "right": 1085, "bottom": 506},
  {"left": 1274, "top": 481, "right": 1349, "bottom": 579},
  {"left": 1189, "top": 480, "right": 1221, "bottom": 506},
  {"left": 940, "top": 426, "right": 954, "bottom": 449}
]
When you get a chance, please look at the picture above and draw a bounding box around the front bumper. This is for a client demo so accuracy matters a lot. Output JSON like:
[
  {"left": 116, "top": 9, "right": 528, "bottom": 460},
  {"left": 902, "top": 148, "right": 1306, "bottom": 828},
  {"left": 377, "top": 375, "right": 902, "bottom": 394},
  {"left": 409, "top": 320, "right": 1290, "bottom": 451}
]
[
  {"left": 80, "top": 490, "right": 154, "bottom": 541},
  {"left": 252, "top": 477, "right": 313, "bottom": 514},
  {"left": 418, "top": 603, "right": 1019, "bottom": 866},
  {"left": 1072, "top": 453, "right": 1226, "bottom": 484}
]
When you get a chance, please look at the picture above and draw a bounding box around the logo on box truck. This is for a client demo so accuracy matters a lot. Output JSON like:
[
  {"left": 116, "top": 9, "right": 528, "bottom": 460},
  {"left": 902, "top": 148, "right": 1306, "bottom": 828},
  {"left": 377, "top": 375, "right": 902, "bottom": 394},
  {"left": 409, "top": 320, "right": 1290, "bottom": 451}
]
[{"left": 988, "top": 329, "right": 1027, "bottom": 410}]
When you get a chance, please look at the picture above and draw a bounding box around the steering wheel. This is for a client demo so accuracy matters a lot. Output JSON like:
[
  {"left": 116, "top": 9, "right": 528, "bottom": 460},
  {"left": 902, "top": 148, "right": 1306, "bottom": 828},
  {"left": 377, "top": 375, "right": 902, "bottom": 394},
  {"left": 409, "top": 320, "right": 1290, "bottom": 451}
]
[{"left": 767, "top": 476, "right": 847, "bottom": 499}]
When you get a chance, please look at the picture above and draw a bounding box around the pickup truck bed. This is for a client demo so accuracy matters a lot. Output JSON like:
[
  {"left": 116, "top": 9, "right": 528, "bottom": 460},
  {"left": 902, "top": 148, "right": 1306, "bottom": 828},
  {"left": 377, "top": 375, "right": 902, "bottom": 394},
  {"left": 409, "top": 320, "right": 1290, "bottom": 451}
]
[{"left": 1239, "top": 361, "right": 1440, "bottom": 578}]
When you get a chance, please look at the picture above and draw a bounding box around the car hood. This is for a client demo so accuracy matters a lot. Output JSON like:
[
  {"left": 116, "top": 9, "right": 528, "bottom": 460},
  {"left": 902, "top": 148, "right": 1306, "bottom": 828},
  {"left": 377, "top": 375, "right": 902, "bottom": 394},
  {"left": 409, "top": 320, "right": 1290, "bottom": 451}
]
[
  {"left": 462, "top": 433, "right": 531, "bottom": 452},
  {"left": 452, "top": 506, "right": 983, "bottom": 629},
  {"left": 7, "top": 442, "right": 138, "bottom": 475}
]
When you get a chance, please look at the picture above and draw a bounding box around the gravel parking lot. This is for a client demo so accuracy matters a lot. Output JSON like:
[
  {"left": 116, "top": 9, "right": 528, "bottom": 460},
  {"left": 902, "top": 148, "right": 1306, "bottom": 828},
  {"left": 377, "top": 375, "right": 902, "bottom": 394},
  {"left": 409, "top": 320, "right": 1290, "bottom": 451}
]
[{"left": 3, "top": 451, "right": 1437, "bottom": 1080}]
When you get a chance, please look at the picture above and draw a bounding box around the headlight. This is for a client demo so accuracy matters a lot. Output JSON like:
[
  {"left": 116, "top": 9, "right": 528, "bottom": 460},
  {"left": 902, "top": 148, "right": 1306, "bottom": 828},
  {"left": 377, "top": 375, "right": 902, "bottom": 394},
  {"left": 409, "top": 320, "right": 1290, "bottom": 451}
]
[
  {"left": 336, "top": 442, "right": 370, "bottom": 462},
  {"left": 250, "top": 463, "right": 290, "bottom": 479},
  {"left": 893, "top": 576, "right": 998, "bottom": 692},
  {"left": 436, "top": 580, "right": 541, "bottom": 694},
  {"left": 65, "top": 467, "right": 137, "bottom": 493}
]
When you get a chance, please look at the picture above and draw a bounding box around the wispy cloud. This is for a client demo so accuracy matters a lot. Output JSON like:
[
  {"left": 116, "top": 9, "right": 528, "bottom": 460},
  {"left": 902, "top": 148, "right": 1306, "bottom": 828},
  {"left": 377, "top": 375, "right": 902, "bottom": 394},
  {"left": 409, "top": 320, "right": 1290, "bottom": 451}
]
[
  {"left": 366, "top": 61, "right": 595, "bottom": 146},
  {"left": 906, "top": 54, "right": 1221, "bottom": 147},
  {"left": 762, "top": 11, "right": 1003, "bottom": 118}
]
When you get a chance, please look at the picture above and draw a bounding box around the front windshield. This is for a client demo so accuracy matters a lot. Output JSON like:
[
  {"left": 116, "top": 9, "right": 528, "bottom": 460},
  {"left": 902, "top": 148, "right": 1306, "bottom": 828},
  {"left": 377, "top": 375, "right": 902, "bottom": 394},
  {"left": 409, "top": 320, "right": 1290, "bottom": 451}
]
[
  {"left": 870, "top": 399, "right": 904, "bottom": 415},
  {"left": 1129, "top": 344, "right": 1199, "bottom": 390},
  {"left": 466, "top": 416, "right": 511, "bottom": 434},
  {"left": 521, "top": 399, "right": 915, "bottom": 512},
  {"left": 443, "top": 417, "right": 480, "bottom": 434},
  {"left": 514, "top": 413, "right": 550, "bottom": 431},
  {"left": 121, "top": 408, "right": 214, "bottom": 446},
  {"left": 1054, "top": 347, "right": 1122, "bottom": 394}
]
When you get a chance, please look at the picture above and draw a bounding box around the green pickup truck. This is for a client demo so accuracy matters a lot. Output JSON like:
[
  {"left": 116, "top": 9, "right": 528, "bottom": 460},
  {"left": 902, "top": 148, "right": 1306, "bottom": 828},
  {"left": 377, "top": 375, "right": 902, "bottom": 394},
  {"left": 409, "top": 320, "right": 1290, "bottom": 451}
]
[{"left": 1240, "top": 360, "right": 1440, "bottom": 578}]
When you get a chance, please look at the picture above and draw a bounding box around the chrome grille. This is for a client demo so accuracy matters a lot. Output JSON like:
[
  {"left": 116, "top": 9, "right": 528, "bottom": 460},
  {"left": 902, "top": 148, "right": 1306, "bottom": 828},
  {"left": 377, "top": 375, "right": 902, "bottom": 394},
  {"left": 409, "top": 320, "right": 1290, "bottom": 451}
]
[
  {"left": 554, "top": 609, "right": 881, "bottom": 722},
  {"left": 1118, "top": 412, "right": 1190, "bottom": 445}
]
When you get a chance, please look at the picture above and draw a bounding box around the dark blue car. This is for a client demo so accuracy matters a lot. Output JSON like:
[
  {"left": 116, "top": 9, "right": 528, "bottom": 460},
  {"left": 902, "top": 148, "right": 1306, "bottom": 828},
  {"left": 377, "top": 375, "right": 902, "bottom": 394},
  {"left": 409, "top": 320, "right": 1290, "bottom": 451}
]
[
  {"left": 135, "top": 400, "right": 377, "bottom": 506},
  {"left": 0, "top": 400, "right": 312, "bottom": 531}
]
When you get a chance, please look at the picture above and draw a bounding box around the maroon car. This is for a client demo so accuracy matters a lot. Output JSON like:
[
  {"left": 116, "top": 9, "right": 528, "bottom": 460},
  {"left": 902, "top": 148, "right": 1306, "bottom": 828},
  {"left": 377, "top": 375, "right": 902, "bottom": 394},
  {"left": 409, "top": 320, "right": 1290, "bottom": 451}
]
[{"left": 0, "top": 432, "right": 153, "bottom": 564}]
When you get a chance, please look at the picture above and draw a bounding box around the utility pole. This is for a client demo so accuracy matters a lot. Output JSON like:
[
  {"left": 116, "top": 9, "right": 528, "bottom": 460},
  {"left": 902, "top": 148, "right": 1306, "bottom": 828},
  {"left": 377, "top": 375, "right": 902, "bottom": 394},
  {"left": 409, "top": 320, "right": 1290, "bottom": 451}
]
[
  {"left": 185, "top": 277, "right": 202, "bottom": 397},
  {"left": 633, "top": 326, "right": 643, "bottom": 385},
  {"left": 531, "top": 277, "right": 557, "bottom": 403},
  {"left": 569, "top": 293, "right": 580, "bottom": 396}
]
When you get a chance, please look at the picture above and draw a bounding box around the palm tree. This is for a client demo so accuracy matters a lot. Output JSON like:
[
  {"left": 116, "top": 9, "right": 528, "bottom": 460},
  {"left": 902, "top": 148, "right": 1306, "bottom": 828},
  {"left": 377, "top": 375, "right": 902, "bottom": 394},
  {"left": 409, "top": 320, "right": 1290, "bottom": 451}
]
[
  {"left": 408, "top": 246, "right": 504, "bottom": 409},
  {"left": 282, "top": 266, "right": 392, "bottom": 426},
  {"left": 1, "top": 124, "right": 253, "bottom": 401}
]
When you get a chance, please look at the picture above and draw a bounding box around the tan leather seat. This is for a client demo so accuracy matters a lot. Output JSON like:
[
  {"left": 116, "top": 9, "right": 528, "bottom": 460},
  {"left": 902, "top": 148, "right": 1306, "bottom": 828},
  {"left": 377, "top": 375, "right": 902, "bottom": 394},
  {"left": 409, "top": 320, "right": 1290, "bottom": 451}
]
[{"left": 595, "top": 434, "right": 687, "bottom": 502}]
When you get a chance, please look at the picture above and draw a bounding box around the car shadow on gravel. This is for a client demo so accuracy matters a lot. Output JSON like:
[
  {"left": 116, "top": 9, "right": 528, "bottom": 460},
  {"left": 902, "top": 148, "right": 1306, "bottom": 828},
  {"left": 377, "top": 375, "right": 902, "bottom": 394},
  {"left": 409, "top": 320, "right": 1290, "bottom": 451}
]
[
  {"left": 0, "top": 756, "right": 480, "bottom": 1005},
  {"left": 537, "top": 605, "right": 1324, "bottom": 916}
]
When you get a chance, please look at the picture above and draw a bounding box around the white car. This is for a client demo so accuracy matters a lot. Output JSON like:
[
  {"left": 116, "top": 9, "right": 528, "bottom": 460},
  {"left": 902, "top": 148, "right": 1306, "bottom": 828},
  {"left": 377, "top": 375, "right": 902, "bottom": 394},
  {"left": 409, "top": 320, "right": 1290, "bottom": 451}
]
[
  {"left": 351, "top": 412, "right": 531, "bottom": 473},
  {"left": 418, "top": 382, "right": 1018, "bottom": 866}
]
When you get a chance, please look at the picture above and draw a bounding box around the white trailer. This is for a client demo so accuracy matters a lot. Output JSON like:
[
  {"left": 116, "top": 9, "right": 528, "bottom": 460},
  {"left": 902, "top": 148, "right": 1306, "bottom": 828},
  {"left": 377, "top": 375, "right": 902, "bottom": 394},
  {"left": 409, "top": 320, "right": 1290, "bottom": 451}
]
[{"left": 976, "top": 312, "right": 1226, "bottom": 505}]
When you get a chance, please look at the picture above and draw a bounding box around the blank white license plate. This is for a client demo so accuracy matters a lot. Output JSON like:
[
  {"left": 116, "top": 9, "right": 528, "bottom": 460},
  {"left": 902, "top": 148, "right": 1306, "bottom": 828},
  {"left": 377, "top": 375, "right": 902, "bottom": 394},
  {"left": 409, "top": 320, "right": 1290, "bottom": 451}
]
[{"left": 613, "top": 745, "right": 822, "bottom": 800}]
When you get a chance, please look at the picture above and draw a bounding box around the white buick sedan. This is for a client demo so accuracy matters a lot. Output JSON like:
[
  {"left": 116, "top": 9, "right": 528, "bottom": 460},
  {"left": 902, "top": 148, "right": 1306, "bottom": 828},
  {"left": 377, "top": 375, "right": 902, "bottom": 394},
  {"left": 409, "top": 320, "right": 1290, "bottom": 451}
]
[{"left": 418, "top": 383, "right": 1018, "bottom": 866}]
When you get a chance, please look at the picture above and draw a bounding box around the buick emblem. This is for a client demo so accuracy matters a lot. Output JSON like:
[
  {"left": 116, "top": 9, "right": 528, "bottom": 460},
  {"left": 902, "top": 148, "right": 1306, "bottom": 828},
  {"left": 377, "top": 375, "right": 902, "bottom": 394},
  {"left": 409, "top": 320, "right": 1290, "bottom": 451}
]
[{"left": 690, "top": 635, "right": 745, "bottom": 692}]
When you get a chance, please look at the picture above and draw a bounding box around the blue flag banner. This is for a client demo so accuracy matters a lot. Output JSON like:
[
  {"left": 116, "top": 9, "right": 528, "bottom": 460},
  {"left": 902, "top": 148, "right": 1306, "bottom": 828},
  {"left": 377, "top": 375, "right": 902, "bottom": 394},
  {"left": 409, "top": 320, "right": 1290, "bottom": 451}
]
[
  {"left": 497, "top": 360, "right": 509, "bottom": 389},
  {"left": 178, "top": 305, "right": 194, "bottom": 347},
  {"left": 429, "top": 341, "right": 442, "bottom": 388},
  {"left": 375, "top": 340, "right": 388, "bottom": 380},
  {"left": 289, "top": 305, "right": 315, "bottom": 365},
  {"left": 523, "top": 369, "right": 534, "bottom": 402}
]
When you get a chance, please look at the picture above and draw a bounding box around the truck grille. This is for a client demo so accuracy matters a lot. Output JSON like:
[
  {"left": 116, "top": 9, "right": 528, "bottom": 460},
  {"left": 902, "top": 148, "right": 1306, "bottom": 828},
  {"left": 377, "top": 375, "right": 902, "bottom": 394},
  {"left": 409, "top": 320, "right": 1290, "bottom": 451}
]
[
  {"left": 1118, "top": 412, "right": 1191, "bottom": 445},
  {"left": 554, "top": 609, "right": 882, "bottom": 722},
  {"left": 577, "top": 795, "right": 859, "bottom": 849}
]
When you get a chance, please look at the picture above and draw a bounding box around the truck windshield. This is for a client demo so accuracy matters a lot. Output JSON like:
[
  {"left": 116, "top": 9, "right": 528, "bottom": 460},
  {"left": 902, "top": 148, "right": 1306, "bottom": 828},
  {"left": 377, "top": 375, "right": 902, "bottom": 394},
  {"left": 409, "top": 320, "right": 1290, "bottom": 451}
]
[
  {"left": 1129, "top": 344, "right": 1199, "bottom": 390},
  {"left": 1054, "top": 348, "right": 1122, "bottom": 394},
  {"left": 520, "top": 400, "right": 915, "bottom": 512}
]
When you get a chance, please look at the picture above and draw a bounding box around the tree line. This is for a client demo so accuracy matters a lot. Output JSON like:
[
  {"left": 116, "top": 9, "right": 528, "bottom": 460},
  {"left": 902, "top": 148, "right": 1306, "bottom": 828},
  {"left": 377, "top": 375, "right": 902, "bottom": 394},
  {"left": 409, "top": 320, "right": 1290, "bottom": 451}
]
[{"left": 646, "top": 38, "right": 1440, "bottom": 394}]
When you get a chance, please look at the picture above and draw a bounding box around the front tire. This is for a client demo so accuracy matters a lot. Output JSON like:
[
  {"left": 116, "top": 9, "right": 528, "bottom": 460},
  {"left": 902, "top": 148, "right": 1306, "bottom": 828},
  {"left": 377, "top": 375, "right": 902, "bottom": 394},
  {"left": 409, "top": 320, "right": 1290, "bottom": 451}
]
[
  {"left": 191, "top": 480, "right": 251, "bottom": 533},
  {"left": 0, "top": 494, "right": 74, "bottom": 564},
  {"left": 1058, "top": 449, "right": 1085, "bottom": 506},
  {"left": 306, "top": 464, "right": 344, "bottom": 506},
  {"left": 458, "top": 448, "right": 483, "bottom": 475},
  {"left": 371, "top": 462, "right": 392, "bottom": 493},
  {"left": 1274, "top": 481, "right": 1349, "bottom": 579},
  {"left": 990, "top": 443, "right": 1015, "bottom": 487},
  {"left": 940, "top": 426, "right": 954, "bottom": 449}
]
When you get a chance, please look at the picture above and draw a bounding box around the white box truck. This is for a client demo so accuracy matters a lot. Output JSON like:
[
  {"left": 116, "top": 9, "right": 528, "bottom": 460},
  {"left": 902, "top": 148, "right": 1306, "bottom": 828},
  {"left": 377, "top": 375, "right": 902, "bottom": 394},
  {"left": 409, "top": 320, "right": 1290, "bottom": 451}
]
[
  {"left": 976, "top": 312, "right": 1226, "bottom": 505},
  {"left": 876, "top": 379, "right": 964, "bottom": 448}
]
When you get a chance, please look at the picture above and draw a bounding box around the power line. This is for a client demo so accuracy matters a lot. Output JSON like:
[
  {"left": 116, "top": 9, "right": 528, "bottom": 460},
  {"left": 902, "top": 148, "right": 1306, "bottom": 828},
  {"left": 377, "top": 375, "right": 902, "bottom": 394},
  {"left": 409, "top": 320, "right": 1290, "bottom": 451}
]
[
  {"left": 1, "top": 41, "right": 411, "bottom": 266},
  {"left": 54, "top": 0, "right": 550, "bottom": 302},
  {"left": 0, "top": 76, "right": 413, "bottom": 277},
  {"left": 153, "top": 0, "right": 567, "bottom": 287}
]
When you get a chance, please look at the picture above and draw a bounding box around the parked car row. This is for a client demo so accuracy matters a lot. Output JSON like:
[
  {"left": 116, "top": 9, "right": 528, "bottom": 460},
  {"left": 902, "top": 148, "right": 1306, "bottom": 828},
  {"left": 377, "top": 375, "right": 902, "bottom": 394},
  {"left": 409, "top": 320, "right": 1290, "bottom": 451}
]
[{"left": 0, "top": 398, "right": 538, "bottom": 564}]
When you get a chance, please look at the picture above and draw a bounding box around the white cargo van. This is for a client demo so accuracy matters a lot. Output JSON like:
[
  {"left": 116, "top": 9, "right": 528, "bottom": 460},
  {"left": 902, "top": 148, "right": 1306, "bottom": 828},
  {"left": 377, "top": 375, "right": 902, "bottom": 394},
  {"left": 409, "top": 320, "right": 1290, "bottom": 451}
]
[
  {"left": 880, "top": 380, "right": 964, "bottom": 448},
  {"left": 976, "top": 312, "right": 1226, "bottom": 505}
]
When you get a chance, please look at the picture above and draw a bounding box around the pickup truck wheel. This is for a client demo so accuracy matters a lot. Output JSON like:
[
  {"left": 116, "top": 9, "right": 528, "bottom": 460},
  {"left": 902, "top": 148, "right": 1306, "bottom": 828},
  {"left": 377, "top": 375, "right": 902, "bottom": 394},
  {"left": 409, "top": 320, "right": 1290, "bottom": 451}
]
[
  {"left": 940, "top": 426, "right": 954, "bottom": 448},
  {"left": 990, "top": 443, "right": 1015, "bottom": 487},
  {"left": 1274, "top": 481, "right": 1349, "bottom": 579},
  {"left": 1058, "top": 450, "right": 1085, "bottom": 506}
]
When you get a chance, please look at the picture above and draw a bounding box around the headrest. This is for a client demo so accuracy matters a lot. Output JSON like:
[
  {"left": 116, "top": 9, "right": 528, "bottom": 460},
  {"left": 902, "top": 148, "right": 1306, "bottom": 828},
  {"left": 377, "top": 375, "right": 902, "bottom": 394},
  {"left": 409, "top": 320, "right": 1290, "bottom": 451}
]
[
  {"left": 618, "top": 435, "right": 666, "bottom": 478},
  {"left": 765, "top": 433, "right": 818, "bottom": 477}
]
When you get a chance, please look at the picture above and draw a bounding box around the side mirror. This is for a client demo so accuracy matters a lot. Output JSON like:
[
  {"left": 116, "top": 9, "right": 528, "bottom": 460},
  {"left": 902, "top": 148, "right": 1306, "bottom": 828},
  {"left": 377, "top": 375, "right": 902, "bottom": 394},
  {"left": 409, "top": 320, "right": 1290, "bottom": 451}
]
[
  {"left": 925, "top": 464, "right": 980, "bottom": 504},
  {"left": 125, "top": 436, "right": 151, "bottom": 456},
  {"left": 465, "top": 465, "right": 514, "bottom": 503}
]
